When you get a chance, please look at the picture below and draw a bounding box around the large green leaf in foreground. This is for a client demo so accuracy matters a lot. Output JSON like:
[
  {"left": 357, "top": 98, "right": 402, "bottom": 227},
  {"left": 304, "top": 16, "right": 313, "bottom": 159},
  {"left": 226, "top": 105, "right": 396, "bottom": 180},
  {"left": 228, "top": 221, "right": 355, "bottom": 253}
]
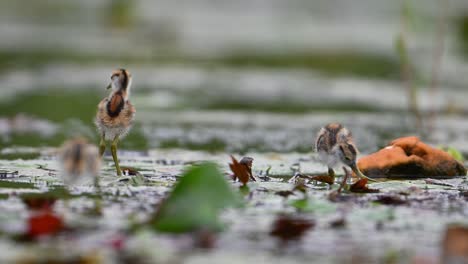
[{"left": 151, "top": 162, "right": 239, "bottom": 233}]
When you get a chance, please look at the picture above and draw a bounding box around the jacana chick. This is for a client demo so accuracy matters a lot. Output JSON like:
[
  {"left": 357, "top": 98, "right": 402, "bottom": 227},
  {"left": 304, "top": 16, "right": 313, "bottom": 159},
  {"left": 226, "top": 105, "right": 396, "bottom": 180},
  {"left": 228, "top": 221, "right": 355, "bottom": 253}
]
[
  {"left": 315, "top": 123, "right": 374, "bottom": 182},
  {"left": 239, "top": 156, "right": 256, "bottom": 182},
  {"left": 95, "top": 69, "right": 135, "bottom": 176},
  {"left": 59, "top": 138, "right": 100, "bottom": 186}
]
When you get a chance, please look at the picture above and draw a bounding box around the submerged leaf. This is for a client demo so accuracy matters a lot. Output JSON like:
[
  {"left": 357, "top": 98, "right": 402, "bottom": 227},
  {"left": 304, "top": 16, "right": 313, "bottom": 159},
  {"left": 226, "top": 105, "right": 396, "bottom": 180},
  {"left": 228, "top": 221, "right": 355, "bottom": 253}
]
[
  {"left": 151, "top": 163, "right": 239, "bottom": 233},
  {"left": 350, "top": 179, "right": 379, "bottom": 193},
  {"left": 442, "top": 224, "right": 468, "bottom": 261},
  {"left": 270, "top": 215, "right": 314, "bottom": 242},
  {"left": 374, "top": 194, "right": 407, "bottom": 205}
]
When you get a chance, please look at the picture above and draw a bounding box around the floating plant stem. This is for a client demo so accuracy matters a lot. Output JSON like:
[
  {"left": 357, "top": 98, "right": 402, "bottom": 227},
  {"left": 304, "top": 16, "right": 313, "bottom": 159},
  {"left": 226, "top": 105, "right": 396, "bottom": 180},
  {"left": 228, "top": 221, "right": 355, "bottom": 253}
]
[
  {"left": 396, "top": 0, "right": 423, "bottom": 133},
  {"left": 428, "top": 0, "right": 448, "bottom": 133}
]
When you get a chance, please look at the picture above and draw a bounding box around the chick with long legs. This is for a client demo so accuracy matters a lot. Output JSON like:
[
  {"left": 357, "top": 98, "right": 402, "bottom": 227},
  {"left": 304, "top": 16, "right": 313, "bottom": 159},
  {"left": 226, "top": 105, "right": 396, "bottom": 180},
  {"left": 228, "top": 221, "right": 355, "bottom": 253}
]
[{"left": 95, "top": 69, "right": 135, "bottom": 176}]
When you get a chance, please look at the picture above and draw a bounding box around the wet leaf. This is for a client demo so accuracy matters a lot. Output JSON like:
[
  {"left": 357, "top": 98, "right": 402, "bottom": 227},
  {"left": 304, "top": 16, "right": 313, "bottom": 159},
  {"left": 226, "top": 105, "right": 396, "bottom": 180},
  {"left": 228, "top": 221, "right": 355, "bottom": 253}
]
[
  {"left": 310, "top": 174, "right": 335, "bottom": 185},
  {"left": 349, "top": 178, "right": 379, "bottom": 193},
  {"left": 442, "top": 224, "right": 468, "bottom": 261},
  {"left": 275, "top": 190, "right": 294, "bottom": 198},
  {"left": 229, "top": 156, "right": 253, "bottom": 186},
  {"left": 151, "top": 163, "right": 239, "bottom": 233},
  {"left": 27, "top": 212, "right": 64, "bottom": 238},
  {"left": 374, "top": 194, "right": 407, "bottom": 205},
  {"left": 270, "top": 215, "right": 314, "bottom": 242}
]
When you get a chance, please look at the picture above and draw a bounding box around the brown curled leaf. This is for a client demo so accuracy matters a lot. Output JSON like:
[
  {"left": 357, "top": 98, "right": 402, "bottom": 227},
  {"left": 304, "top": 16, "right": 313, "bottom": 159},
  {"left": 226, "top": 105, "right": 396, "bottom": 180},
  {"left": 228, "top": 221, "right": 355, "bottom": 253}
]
[
  {"left": 349, "top": 178, "right": 379, "bottom": 193},
  {"left": 229, "top": 155, "right": 251, "bottom": 186}
]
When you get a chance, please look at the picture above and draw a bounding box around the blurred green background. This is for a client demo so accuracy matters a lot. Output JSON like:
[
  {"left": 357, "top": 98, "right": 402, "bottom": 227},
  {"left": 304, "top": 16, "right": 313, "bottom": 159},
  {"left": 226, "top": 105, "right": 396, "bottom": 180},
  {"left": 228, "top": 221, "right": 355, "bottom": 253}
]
[{"left": 1, "top": 0, "right": 468, "bottom": 155}]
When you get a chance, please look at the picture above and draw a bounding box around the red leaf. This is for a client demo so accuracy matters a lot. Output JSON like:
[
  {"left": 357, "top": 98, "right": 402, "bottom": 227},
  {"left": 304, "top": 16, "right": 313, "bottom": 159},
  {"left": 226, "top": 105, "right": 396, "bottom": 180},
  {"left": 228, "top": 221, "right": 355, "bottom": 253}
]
[
  {"left": 349, "top": 178, "right": 379, "bottom": 193},
  {"left": 27, "top": 212, "right": 63, "bottom": 238}
]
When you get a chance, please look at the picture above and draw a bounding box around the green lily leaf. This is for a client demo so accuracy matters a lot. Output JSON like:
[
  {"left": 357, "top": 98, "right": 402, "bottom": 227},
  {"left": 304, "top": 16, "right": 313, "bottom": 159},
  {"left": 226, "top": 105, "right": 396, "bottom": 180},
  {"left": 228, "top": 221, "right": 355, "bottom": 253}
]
[{"left": 151, "top": 162, "right": 239, "bottom": 233}]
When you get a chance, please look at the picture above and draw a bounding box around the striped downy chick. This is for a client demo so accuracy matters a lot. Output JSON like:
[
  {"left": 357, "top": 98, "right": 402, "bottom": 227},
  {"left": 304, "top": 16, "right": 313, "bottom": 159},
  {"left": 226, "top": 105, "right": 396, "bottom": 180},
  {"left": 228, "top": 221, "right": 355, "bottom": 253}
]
[
  {"left": 315, "top": 123, "right": 373, "bottom": 181},
  {"left": 239, "top": 156, "right": 256, "bottom": 182},
  {"left": 95, "top": 69, "right": 136, "bottom": 176},
  {"left": 59, "top": 138, "right": 100, "bottom": 186}
]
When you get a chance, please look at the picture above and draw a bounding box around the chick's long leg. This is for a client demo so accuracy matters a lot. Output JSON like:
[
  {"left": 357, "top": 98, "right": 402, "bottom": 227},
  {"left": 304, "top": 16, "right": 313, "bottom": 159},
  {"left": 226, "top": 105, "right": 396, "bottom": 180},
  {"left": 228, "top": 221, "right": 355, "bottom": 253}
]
[
  {"left": 99, "top": 135, "right": 106, "bottom": 157},
  {"left": 111, "top": 136, "right": 122, "bottom": 176},
  {"left": 337, "top": 166, "right": 350, "bottom": 193},
  {"left": 328, "top": 167, "right": 335, "bottom": 182}
]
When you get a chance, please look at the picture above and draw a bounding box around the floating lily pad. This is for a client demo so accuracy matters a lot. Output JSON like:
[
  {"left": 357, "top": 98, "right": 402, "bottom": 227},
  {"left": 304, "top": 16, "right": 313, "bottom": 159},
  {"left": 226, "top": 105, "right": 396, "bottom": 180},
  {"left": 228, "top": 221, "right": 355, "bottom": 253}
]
[{"left": 151, "top": 163, "right": 239, "bottom": 233}]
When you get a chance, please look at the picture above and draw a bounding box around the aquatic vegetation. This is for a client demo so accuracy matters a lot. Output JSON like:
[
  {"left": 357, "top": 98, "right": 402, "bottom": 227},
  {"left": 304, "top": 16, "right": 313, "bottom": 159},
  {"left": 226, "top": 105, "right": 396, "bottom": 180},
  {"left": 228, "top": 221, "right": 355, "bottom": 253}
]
[{"left": 150, "top": 163, "right": 239, "bottom": 233}]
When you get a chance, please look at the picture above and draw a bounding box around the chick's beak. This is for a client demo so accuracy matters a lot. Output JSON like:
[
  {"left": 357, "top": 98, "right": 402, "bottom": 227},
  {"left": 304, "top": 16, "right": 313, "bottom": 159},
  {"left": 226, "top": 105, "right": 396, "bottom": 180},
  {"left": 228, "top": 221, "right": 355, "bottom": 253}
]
[{"left": 106, "top": 83, "right": 112, "bottom": 90}]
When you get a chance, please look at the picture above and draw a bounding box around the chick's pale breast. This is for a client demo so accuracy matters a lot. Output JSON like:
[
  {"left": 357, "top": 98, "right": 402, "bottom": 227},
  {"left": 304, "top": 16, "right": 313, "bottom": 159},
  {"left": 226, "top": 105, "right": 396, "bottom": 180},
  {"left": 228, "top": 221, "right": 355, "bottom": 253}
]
[{"left": 96, "top": 99, "right": 136, "bottom": 140}]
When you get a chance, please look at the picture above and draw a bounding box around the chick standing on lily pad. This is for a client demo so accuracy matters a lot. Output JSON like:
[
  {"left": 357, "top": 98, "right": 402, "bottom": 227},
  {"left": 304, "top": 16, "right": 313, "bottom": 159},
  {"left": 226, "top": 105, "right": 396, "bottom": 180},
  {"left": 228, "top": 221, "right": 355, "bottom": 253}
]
[
  {"left": 95, "top": 69, "right": 136, "bottom": 176},
  {"left": 58, "top": 138, "right": 100, "bottom": 186},
  {"left": 315, "top": 123, "right": 374, "bottom": 183}
]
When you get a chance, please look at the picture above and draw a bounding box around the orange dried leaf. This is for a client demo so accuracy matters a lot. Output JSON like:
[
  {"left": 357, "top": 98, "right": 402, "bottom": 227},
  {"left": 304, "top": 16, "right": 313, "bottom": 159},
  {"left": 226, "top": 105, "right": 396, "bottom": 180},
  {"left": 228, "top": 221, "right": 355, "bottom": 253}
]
[
  {"left": 349, "top": 178, "right": 379, "bottom": 193},
  {"left": 229, "top": 156, "right": 251, "bottom": 186}
]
